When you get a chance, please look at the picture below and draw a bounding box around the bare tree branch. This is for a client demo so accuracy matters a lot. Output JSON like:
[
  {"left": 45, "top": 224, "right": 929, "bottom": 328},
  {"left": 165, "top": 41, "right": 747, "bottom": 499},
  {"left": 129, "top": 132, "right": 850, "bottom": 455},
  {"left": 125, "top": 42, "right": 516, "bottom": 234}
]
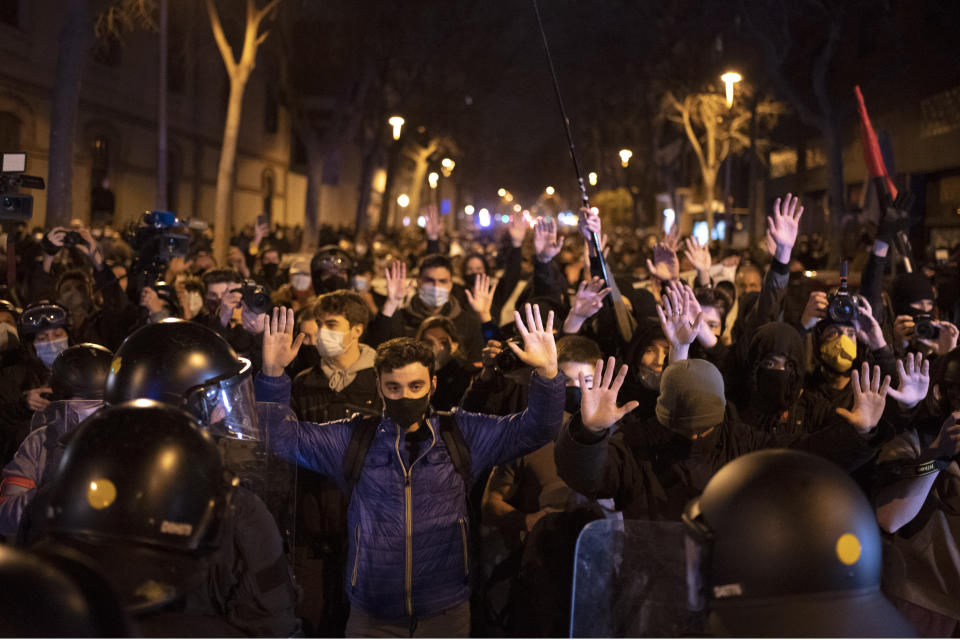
[{"left": 205, "top": 0, "right": 237, "bottom": 76}]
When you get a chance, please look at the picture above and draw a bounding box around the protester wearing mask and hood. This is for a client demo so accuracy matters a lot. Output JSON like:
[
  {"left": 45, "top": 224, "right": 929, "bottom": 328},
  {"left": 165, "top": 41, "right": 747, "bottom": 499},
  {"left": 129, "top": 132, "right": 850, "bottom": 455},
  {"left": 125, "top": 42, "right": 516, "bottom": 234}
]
[
  {"left": 311, "top": 245, "right": 354, "bottom": 295},
  {"left": 800, "top": 291, "right": 898, "bottom": 413},
  {"left": 556, "top": 290, "right": 900, "bottom": 523},
  {"left": 253, "top": 245, "right": 284, "bottom": 291},
  {"left": 872, "top": 347, "right": 960, "bottom": 635},
  {"left": 368, "top": 255, "right": 484, "bottom": 362},
  {"left": 889, "top": 273, "right": 959, "bottom": 359},
  {"left": 618, "top": 319, "right": 670, "bottom": 419}
]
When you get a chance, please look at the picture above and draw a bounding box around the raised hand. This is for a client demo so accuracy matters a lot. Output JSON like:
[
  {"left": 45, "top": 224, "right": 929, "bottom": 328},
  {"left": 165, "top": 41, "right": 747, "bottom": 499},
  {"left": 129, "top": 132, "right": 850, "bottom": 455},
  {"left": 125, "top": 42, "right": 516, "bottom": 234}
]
[
  {"left": 579, "top": 356, "right": 640, "bottom": 432},
  {"left": 836, "top": 363, "right": 891, "bottom": 434},
  {"left": 533, "top": 217, "right": 564, "bottom": 263},
  {"left": 656, "top": 283, "right": 703, "bottom": 361},
  {"left": 424, "top": 205, "right": 441, "bottom": 242},
  {"left": 507, "top": 214, "right": 528, "bottom": 248},
  {"left": 507, "top": 303, "right": 558, "bottom": 379},
  {"left": 262, "top": 306, "right": 305, "bottom": 377},
  {"left": 382, "top": 260, "right": 410, "bottom": 317},
  {"left": 646, "top": 239, "right": 680, "bottom": 283},
  {"left": 767, "top": 193, "right": 804, "bottom": 263},
  {"left": 854, "top": 296, "right": 886, "bottom": 350},
  {"left": 887, "top": 352, "right": 930, "bottom": 410},
  {"left": 683, "top": 236, "right": 712, "bottom": 284},
  {"left": 578, "top": 207, "right": 601, "bottom": 241},
  {"left": 800, "top": 291, "right": 828, "bottom": 330},
  {"left": 662, "top": 224, "right": 681, "bottom": 254},
  {"left": 564, "top": 277, "right": 611, "bottom": 334},
  {"left": 465, "top": 272, "right": 496, "bottom": 322}
]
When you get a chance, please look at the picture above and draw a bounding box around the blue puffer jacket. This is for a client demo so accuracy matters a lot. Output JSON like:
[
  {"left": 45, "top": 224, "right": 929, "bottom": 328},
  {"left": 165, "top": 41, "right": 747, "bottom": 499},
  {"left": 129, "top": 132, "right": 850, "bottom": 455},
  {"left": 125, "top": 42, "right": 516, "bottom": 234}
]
[{"left": 255, "top": 370, "right": 566, "bottom": 620}]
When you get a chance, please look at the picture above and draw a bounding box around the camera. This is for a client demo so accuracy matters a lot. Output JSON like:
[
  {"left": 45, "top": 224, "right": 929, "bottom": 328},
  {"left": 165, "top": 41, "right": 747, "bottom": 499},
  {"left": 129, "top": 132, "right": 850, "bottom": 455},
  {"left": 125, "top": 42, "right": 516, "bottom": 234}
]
[
  {"left": 494, "top": 339, "right": 527, "bottom": 373},
  {"left": 129, "top": 210, "right": 191, "bottom": 294},
  {"left": 233, "top": 283, "right": 272, "bottom": 315},
  {"left": 826, "top": 259, "right": 858, "bottom": 324},
  {"left": 914, "top": 314, "right": 941, "bottom": 340},
  {"left": 62, "top": 230, "right": 87, "bottom": 248},
  {"left": 0, "top": 152, "right": 45, "bottom": 221}
]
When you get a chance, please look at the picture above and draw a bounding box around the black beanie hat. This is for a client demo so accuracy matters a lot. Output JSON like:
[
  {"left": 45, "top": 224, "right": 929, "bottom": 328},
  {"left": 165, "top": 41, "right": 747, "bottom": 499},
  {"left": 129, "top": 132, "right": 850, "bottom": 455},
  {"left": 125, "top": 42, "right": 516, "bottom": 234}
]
[{"left": 890, "top": 273, "right": 935, "bottom": 316}]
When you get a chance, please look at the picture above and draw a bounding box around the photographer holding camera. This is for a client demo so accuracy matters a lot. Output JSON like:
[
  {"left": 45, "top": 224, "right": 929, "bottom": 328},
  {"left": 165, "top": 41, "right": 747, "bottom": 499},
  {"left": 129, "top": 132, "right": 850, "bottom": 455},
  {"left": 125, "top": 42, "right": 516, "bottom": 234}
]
[{"left": 889, "top": 273, "right": 959, "bottom": 360}]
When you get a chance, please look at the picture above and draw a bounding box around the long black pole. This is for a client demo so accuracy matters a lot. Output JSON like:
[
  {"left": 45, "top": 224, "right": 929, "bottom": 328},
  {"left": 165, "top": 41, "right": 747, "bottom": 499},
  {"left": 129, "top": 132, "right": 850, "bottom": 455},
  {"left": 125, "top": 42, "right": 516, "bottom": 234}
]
[{"left": 531, "top": 0, "right": 634, "bottom": 342}]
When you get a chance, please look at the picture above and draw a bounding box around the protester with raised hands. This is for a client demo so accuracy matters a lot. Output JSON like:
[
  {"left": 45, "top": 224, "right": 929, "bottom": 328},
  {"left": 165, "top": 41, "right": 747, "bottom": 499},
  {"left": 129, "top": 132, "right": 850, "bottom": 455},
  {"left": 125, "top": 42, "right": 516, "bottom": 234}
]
[
  {"left": 367, "top": 254, "right": 485, "bottom": 362},
  {"left": 562, "top": 277, "right": 611, "bottom": 335},
  {"left": 872, "top": 348, "right": 960, "bottom": 634},
  {"left": 255, "top": 302, "right": 565, "bottom": 637}
]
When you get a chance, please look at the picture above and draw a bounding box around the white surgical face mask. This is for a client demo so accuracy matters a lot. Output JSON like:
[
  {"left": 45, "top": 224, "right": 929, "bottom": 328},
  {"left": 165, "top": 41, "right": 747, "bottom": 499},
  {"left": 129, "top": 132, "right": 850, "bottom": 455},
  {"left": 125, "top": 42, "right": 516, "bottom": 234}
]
[
  {"left": 353, "top": 275, "right": 370, "bottom": 292},
  {"left": 291, "top": 274, "right": 311, "bottom": 291},
  {"left": 36, "top": 336, "right": 68, "bottom": 368},
  {"left": 317, "top": 327, "right": 348, "bottom": 359},
  {"left": 419, "top": 283, "right": 450, "bottom": 308}
]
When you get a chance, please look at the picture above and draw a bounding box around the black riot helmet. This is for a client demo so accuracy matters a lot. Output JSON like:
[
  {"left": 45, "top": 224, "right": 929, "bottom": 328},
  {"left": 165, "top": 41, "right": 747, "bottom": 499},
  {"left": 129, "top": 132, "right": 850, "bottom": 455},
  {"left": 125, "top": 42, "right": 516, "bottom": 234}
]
[
  {"left": 0, "top": 545, "right": 131, "bottom": 637},
  {"left": 682, "top": 449, "right": 914, "bottom": 637},
  {"left": 46, "top": 401, "right": 238, "bottom": 613},
  {"left": 311, "top": 244, "right": 354, "bottom": 294},
  {"left": 50, "top": 343, "right": 114, "bottom": 401},
  {"left": 104, "top": 319, "right": 259, "bottom": 440}
]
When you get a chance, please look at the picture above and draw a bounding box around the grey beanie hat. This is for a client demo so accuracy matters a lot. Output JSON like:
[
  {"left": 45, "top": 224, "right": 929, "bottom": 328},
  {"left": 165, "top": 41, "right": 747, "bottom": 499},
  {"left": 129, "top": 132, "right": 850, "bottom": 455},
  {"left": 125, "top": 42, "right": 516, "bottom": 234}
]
[{"left": 655, "top": 359, "right": 726, "bottom": 435}]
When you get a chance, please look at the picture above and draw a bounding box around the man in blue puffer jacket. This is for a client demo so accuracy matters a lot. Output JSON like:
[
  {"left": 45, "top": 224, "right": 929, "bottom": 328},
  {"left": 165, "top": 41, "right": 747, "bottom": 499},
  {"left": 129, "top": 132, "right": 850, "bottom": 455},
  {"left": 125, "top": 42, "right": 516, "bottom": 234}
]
[{"left": 257, "top": 303, "right": 567, "bottom": 636}]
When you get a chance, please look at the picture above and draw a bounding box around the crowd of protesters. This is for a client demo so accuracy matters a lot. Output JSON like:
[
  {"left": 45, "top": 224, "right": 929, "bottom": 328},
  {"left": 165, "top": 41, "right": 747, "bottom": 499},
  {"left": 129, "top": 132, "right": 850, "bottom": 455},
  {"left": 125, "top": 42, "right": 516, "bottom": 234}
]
[{"left": 0, "top": 194, "right": 957, "bottom": 637}]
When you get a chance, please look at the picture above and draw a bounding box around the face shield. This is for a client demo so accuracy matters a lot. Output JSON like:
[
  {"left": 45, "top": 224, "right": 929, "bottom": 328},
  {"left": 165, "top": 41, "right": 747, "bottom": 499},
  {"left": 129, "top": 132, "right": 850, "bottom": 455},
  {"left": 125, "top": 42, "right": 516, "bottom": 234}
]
[
  {"left": 30, "top": 399, "right": 104, "bottom": 437},
  {"left": 183, "top": 357, "right": 260, "bottom": 441}
]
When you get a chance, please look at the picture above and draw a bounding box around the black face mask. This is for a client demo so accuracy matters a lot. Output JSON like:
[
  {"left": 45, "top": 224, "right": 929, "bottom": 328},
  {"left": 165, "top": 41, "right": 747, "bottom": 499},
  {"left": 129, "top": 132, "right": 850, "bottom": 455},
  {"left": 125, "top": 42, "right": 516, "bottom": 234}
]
[
  {"left": 754, "top": 368, "right": 795, "bottom": 414},
  {"left": 564, "top": 386, "right": 582, "bottom": 414},
  {"left": 319, "top": 275, "right": 349, "bottom": 294},
  {"left": 262, "top": 263, "right": 279, "bottom": 279},
  {"left": 383, "top": 394, "right": 431, "bottom": 428}
]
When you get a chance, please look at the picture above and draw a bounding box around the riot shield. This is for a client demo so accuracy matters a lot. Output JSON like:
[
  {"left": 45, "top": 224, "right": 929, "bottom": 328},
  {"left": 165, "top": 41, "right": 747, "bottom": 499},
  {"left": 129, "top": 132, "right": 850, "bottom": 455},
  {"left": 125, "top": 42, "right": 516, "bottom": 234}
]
[
  {"left": 217, "top": 402, "right": 298, "bottom": 557},
  {"left": 30, "top": 400, "right": 104, "bottom": 437},
  {"left": 569, "top": 519, "right": 704, "bottom": 637}
]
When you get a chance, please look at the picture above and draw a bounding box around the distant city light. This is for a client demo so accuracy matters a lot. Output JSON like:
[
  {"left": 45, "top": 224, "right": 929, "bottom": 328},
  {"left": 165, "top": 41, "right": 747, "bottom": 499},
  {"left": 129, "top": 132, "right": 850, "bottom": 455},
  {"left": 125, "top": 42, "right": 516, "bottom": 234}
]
[
  {"left": 545, "top": 186, "right": 555, "bottom": 196},
  {"left": 588, "top": 171, "right": 598, "bottom": 186},
  {"left": 417, "top": 216, "right": 426, "bottom": 228},
  {"left": 619, "top": 149, "right": 633, "bottom": 168},
  {"left": 402, "top": 216, "right": 411, "bottom": 227},
  {"left": 464, "top": 204, "right": 475, "bottom": 215},
  {"left": 428, "top": 172, "right": 439, "bottom": 189},
  {"left": 388, "top": 115, "right": 405, "bottom": 141},
  {"left": 500, "top": 214, "right": 510, "bottom": 224},
  {"left": 397, "top": 193, "right": 410, "bottom": 208},
  {"left": 557, "top": 211, "right": 579, "bottom": 226},
  {"left": 662, "top": 207, "right": 676, "bottom": 233},
  {"left": 440, "top": 157, "right": 455, "bottom": 177},
  {"left": 513, "top": 203, "right": 522, "bottom": 212},
  {"left": 478, "top": 208, "right": 491, "bottom": 228},
  {"left": 497, "top": 188, "right": 507, "bottom": 197}
]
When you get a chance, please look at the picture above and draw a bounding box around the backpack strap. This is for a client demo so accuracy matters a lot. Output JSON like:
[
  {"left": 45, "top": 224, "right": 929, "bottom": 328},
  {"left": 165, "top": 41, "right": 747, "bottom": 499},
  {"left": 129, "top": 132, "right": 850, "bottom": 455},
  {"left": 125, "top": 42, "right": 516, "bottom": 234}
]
[
  {"left": 343, "top": 413, "right": 381, "bottom": 500},
  {"left": 436, "top": 410, "right": 472, "bottom": 492}
]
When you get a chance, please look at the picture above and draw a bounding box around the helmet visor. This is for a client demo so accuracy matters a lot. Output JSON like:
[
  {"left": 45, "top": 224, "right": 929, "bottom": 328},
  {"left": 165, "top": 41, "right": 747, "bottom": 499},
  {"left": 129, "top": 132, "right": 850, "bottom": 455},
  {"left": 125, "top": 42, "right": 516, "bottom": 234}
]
[{"left": 185, "top": 358, "right": 260, "bottom": 440}]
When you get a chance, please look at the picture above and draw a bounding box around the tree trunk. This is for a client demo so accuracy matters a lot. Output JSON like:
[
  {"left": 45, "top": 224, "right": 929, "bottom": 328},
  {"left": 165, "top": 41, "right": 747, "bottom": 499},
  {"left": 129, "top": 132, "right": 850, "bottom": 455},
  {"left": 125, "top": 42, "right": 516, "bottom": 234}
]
[
  {"left": 157, "top": 0, "right": 168, "bottom": 211},
  {"left": 354, "top": 143, "right": 379, "bottom": 231},
  {"left": 378, "top": 142, "right": 399, "bottom": 233},
  {"left": 406, "top": 148, "right": 431, "bottom": 220},
  {"left": 212, "top": 76, "right": 248, "bottom": 264},
  {"left": 46, "top": 0, "right": 91, "bottom": 228}
]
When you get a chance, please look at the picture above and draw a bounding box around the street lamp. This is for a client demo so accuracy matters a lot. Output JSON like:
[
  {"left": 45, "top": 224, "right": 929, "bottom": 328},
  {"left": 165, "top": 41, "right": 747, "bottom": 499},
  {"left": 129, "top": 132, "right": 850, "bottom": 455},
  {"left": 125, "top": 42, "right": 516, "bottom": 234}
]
[
  {"left": 397, "top": 193, "right": 410, "bottom": 208},
  {"left": 588, "top": 171, "right": 598, "bottom": 186},
  {"left": 619, "top": 149, "right": 633, "bottom": 168},
  {"left": 513, "top": 203, "right": 522, "bottom": 213},
  {"left": 388, "top": 116, "right": 405, "bottom": 141},
  {"left": 545, "top": 185, "right": 555, "bottom": 196},
  {"left": 721, "top": 71, "right": 742, "bottom": 108},
  {"left": 441, "top": 157, "right": 455, "bottom": 177},
  {"left": 497, "top": 187, "right": 507, "bottom": 197},
  {"left": 464, "top": 204, "right": 475, "bottom": 215},
  {"left": 428, "top": 172, "right": 439, "bottom": 189}
]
